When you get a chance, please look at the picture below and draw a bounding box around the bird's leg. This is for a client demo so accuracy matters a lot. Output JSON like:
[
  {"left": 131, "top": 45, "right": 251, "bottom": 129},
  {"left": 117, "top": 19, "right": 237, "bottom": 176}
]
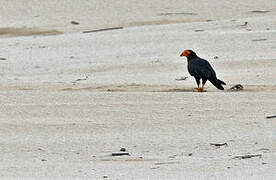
[
  {"left": 198, "top": 85, "right": 206, "bottom": 92},
  {"left": 195, "top": 78, "right": 201, "bottom": 92},
  {"left": 198, "top": 87, "right": 205, "bottom": 92},
  {"left": 198, "top": 78, "right": 207, "bottom": 92}
]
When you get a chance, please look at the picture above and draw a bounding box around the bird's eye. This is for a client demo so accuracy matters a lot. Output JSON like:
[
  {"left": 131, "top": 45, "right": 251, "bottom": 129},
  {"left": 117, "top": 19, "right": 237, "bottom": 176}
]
[{"left": 184, "top": 51, "right": 190, "bottom": 56}]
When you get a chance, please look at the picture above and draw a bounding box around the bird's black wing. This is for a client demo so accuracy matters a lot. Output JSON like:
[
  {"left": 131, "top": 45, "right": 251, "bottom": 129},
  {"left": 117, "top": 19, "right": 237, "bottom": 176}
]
[
  {"left": 189, "top": 57, "right": 216, "bottom": 79},
  {"left": 188, "top": 57, "right": 225, "bottom": 90},
  {"left": 196, "top": 58, "right": 226, "bottom": 90}
]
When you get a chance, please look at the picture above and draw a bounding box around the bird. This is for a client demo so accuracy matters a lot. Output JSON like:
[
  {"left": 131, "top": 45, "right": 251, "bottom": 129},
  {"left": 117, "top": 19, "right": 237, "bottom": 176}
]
[{"left": 180, "top": 50, "right": 226, "bottom": 92}]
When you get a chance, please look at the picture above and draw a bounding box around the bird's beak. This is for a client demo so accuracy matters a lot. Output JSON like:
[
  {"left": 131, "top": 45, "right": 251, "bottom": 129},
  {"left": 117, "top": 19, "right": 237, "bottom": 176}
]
[{"left": 180, "top": 50, "right": 190, "bottom": 57}]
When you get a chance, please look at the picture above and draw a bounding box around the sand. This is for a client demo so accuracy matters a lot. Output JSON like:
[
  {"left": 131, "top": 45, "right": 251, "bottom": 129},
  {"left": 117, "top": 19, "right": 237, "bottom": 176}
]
[{"left": 0, "top": 0, "right": 276, "bottom": 179}]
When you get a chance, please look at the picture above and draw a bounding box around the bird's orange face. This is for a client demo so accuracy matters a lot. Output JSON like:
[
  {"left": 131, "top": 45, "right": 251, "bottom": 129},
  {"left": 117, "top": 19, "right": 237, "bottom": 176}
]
[{"left": 180, "top": 50, "right": 191, "bottom": 57}]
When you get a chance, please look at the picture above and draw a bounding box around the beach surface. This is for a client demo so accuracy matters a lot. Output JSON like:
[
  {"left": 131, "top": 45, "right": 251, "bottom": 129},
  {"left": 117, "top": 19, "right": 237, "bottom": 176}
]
[{"left": 0, "top": 1, "right": 276, "bottom": 179}]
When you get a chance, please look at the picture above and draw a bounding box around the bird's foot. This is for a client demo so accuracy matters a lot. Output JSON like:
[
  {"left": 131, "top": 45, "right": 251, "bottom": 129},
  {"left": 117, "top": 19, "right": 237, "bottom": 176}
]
[{"left": 198, "top": 87, "right": 206, "bottom": 92}]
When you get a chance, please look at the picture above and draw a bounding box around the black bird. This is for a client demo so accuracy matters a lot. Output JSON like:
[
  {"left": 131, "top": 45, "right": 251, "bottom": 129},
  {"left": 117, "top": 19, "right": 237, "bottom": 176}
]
[{"left": 180, "top": 50, "right": 226, "bottom": 92}]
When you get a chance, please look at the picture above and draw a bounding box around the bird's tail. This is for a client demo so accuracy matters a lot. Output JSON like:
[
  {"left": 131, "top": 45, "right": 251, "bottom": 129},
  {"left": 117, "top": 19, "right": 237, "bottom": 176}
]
[
  {"left": 210, "top": 78, "right": 225, "bottom": 90},
  {"left": 217, "top": 79, "right": 226, "bottom": 85}
]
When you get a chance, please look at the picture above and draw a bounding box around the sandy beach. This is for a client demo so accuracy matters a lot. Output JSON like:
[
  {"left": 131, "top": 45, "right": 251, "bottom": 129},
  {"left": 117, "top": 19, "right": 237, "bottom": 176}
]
[{"left": 0, "top": 1, "right": 276, "bottom": 179}]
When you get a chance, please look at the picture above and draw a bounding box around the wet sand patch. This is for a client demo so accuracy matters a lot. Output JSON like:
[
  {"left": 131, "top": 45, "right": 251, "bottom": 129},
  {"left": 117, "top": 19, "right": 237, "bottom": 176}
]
[
  {"left": 158, "top": 12, "right": 198, "bottom": 16},
  {"left": 0, "top": 27, "right": 62, "bottom": 37},
  {"left": 59, "top": 84, "right": 276, "bottom": 93}
]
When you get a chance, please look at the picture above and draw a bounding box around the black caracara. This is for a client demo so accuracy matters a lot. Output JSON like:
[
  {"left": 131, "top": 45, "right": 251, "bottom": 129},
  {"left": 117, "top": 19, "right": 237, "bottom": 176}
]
[{"left": 180, "top": 50, "right": 226, "bottom": 92}]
